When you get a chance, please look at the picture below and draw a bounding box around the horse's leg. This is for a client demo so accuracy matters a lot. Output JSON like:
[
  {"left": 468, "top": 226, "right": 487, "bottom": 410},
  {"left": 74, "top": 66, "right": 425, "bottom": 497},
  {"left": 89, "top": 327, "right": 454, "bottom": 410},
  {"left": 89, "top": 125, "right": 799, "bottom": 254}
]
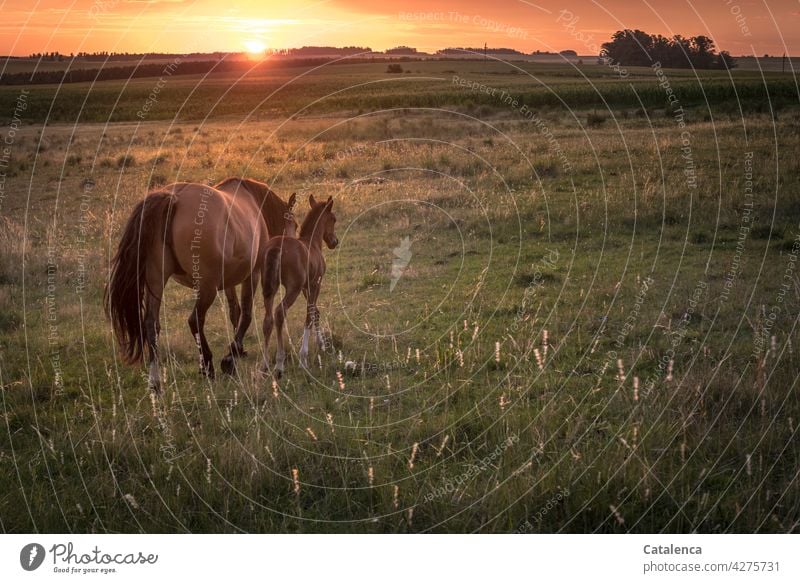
[
  {"left": 300, "top": 285, "right": 320, "bottom": 368},
  {"left": 144, "top": 250, "right": 173, "bottom": 395},
  {"left": 274, "top": 286, "right": 301, "bottom": 378},
  {"left": 144, "top": 293, "right": 162, "bottom": 394},
  {"left": 235, "top": 274, "right": 256, "bottom": 357},
  {"left": 144, "top": 284, "right": 164, "bottom": 394},
  {"left": 221, "top": 274, "right": 256, "bottom": 375},
  {"left": 188, "top": 285, "right": 216, "bottom": 379},
  {"left": 224, "top": 286, "right": 241, "bottom": 334}
]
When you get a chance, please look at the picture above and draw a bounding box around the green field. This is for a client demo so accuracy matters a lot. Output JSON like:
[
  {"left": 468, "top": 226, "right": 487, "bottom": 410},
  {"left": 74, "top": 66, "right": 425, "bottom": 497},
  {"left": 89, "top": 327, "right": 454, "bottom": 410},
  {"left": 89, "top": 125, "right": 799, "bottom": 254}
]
[
  {"left": 0, "top": 60, "right": 799, "bottom": 532},
  {"left": 1, "top": 60, "right": 797, "bottom": 124}
]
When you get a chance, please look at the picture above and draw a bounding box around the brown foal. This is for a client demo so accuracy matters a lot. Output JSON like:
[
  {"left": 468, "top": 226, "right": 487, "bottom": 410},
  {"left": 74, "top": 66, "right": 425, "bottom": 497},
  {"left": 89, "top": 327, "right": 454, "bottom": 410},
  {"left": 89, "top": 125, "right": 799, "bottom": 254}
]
[{"left": 261, "top": 195, "right": 338, "bottom": 377}]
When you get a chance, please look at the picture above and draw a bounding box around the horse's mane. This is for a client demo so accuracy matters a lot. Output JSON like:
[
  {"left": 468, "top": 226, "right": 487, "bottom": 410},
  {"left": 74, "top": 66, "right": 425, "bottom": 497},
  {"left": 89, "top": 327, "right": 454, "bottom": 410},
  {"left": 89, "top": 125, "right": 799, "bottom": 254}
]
[
  {"left": 214, "top": 177, "right": 277, "bottom": 202},
  {"left": 214, "top": 177, "right": 288, "bottom": 235}
]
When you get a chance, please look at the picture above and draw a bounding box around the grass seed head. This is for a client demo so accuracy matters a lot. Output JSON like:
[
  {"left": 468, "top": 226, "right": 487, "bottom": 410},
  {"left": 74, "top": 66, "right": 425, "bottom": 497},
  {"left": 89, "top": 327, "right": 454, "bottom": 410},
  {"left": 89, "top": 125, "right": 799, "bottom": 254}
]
[
  {"left": 408, "top": 442, "right": 419, "bottom": 470},
  {"left": 533, "top": 348, "right": 544, "bottom": 370},
  {"left": 292, "top": 468, "right": 301, "bottom": 496}
]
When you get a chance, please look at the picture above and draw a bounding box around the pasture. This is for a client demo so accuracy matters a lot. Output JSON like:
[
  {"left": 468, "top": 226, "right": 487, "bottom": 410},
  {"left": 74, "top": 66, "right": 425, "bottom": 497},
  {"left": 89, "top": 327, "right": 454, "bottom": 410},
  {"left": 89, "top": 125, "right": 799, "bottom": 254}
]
[{"left": 0, "top": 60, "right": 799, "bottom": 532}]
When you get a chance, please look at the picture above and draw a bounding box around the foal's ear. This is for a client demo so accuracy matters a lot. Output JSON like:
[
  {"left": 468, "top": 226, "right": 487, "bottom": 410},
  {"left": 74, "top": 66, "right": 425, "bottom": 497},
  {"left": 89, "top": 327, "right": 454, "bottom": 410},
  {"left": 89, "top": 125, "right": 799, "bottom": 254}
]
[
  {"left": 324, "top": 196, "right": 334, "bottom": 211},
  {"left": 309, "top": 194, "right": 317, "bottom": 207},
  {"left": 288, "top": 192, "right": 297, "bottom": 210}
]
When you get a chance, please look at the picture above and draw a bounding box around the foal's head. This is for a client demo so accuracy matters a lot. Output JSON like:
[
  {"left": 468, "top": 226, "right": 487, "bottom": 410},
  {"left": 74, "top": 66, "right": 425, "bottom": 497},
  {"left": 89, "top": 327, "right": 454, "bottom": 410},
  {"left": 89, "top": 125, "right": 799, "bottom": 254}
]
[{"left": 302, "top": 195, "right": 338, "bottom": 249}]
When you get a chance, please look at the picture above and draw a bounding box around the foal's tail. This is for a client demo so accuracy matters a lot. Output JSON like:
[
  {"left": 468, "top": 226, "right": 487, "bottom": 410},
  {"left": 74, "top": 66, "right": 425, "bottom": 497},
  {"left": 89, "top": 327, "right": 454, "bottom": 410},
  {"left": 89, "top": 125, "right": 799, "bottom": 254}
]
[
  {"left": 104, "top": 192, "right": 175, "bottom": 364},
  {"left": 262, "top": 245, "right": 282, "bottom": 298}
]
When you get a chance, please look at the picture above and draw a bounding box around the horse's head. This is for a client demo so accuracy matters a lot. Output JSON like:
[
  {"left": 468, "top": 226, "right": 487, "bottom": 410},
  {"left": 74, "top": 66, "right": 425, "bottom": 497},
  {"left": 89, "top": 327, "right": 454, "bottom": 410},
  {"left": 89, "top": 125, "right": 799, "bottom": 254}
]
[{"left": 309, "top": 194, "right": 338, "bottom": 249}]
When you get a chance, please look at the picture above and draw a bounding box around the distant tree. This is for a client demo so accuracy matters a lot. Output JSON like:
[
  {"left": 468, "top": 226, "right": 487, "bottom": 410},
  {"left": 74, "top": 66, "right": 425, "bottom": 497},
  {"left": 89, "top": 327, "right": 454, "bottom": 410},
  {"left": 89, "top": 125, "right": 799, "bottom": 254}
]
[
  {"left": 650, "top": 34, "right": 674, "bottom": 65},
  {"left": 601, "top": 29, "right": 653, "bottom": 67},
  {"left": 670, "top": 35, "right": 692, "bottom": 65},
  {"left": 689, "top": 35, "right": 716, "bottom": 68}
]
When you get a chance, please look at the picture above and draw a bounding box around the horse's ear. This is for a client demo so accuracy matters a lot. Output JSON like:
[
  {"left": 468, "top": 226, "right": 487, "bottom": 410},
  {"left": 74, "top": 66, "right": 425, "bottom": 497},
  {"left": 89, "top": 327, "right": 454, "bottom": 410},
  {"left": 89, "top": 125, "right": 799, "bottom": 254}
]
[
  {"left": 288, "top": 192, "right": 297, "bottom": 210},
  {"left": 325, "top": 196, "right": 334, "bottom": 211},
  {"left": 309, "top": 194, "right": 317, "bottom": 207}
]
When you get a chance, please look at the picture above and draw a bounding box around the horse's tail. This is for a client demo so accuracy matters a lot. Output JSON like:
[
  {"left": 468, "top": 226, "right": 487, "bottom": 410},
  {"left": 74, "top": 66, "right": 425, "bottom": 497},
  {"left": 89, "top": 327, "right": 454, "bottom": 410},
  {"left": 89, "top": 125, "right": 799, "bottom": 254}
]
[
  {"left": 104, "top": 192, "right": 175, "bottom": 364},
  {"left": 263, "top": 245, "right": 282, "bottom": 298}
]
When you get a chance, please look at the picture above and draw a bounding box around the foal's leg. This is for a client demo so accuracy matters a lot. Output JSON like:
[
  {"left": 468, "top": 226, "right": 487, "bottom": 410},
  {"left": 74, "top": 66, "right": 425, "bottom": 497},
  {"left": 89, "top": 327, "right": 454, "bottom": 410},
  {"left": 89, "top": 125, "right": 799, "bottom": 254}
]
[
  {"left": 221, "top": 274, "right": 256, "bottom": 375},
  {"left": 274, "top": 286, "right": 301, "bottom": 378},
  {"left": 310, "top": 283, "right": 327, "bottom": 354},
  {"left": 188, "top": 285, "right": 217, "bottom": 379},
  {"left": 260, "top": 280, "right": 276, "bottom": 374},
  {"left": 300, "top": 284, "right": 320, "bottom": 368}
]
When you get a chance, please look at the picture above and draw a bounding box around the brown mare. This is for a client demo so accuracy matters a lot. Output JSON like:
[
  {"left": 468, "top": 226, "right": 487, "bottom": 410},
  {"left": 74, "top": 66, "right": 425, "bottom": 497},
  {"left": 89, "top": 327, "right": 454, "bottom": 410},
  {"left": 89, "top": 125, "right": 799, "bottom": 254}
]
[
  {"left": 261, "top": 195, "right": 338, "bottom": 377},
  {"left": 215, "top": 178, "right": 297, "bottom": 369},
  {"left": 104, "top": 177, "right": 296, "bottom": 393}
]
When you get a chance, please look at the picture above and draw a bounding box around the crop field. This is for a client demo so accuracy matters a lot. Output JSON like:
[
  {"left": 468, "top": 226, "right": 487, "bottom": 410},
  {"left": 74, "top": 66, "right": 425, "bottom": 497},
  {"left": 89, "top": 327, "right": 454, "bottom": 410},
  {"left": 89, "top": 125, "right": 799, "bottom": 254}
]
[{"left": 0, "top": 60, "right": 799, "bottom": 533}]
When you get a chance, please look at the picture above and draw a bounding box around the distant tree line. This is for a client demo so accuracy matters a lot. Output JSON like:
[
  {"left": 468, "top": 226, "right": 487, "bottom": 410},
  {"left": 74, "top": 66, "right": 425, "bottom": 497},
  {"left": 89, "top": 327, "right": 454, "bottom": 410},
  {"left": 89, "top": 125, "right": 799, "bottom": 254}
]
[
  {"left": 0, "top": 57, "right": 405, "bottom": 85},
  {"left": 1, "top": 60, "right": 228, "bottom": 85},
  {"left": 438, "top": 47, "right": 524, "bottom": 55},
  {"left": 25, "top": 51, "right": 229, "bottom": 62},
  {"left": 27, "top": 51, "right": 68, "bottom": 61},
  {"left": 285, "top": 46, "right": 372, "bottom": 56},
  {"left": 601, "top": 29, "right": 735, "bottom": 69},
  {"left": 386, "top": 46, "right": 418, "bottom": 55}
]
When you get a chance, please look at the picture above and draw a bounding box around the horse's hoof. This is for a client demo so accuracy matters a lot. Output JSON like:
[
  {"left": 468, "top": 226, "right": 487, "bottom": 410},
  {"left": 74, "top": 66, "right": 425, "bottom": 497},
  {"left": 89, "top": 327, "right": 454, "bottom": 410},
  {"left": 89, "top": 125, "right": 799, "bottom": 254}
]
[
  {"left": 221, "top": 355, "right": 236, "bottom": 375},
  {"left": 228, "top": 342, "right": 247, "bottom": 358}
]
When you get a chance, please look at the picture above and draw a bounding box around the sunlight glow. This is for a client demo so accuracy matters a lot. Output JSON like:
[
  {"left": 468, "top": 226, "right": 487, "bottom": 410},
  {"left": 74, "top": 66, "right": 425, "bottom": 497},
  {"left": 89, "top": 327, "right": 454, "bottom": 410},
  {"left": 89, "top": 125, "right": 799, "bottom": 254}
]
[{"left": 243, "top": 39, "right": 266, "bottom": 55}]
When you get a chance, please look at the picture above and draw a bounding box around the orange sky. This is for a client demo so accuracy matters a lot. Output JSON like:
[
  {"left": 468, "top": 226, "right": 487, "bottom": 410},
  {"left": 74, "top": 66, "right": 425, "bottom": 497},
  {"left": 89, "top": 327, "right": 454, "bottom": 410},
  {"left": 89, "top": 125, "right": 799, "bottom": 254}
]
[{"left": 1, "top": 0, "right": 798, "bottom": 57}]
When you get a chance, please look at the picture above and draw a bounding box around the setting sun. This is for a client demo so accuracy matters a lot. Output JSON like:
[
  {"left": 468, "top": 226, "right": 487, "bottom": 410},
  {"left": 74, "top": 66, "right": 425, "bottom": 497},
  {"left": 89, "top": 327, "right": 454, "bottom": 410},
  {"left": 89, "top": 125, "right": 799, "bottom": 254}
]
[{"left": 243, "top": 39, "right": 266, "bottom": 56}]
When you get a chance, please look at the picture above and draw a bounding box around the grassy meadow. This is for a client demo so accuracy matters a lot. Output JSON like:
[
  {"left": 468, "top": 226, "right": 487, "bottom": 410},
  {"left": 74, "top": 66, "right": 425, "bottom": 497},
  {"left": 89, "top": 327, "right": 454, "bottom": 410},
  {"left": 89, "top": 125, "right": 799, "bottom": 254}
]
[{"left": 0, "top": 60, "right": 799, "bottom": 533}]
